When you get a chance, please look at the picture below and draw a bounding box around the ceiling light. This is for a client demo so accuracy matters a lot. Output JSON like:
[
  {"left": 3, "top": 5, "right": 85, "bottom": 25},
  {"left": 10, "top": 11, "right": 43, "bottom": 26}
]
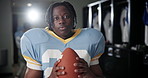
[
  {"left": 27, "top": 3, "right": 32, "bottom": 7},
  {"left": 26, "top": 8, "right": 40, "bottom": 22}
]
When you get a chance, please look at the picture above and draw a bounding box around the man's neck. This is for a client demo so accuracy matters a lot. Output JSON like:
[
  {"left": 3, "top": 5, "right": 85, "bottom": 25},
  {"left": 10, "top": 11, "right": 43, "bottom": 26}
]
[{"left": 55, "top": 31, "right": 75, "bottom": 40}]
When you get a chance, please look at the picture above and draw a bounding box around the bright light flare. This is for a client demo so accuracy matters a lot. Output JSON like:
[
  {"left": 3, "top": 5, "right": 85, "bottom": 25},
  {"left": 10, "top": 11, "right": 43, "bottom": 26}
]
[
  {"left": 27, "top": 3, "right": 32, "bottom": 7},
  {"left": 26, "top": 9, "right": 40, "bottom": 22}
]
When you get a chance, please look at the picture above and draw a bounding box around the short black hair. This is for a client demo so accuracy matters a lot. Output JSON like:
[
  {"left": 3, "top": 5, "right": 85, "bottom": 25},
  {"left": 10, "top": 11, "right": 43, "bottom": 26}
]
[{"left": 45, "top": 1, "right": 77, "bottom": 30}]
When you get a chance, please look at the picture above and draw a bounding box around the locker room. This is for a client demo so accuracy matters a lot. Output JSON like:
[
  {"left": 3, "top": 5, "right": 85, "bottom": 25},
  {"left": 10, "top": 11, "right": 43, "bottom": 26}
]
[{"left": 0, "top": 0, "right": 148, "bottom": 78}]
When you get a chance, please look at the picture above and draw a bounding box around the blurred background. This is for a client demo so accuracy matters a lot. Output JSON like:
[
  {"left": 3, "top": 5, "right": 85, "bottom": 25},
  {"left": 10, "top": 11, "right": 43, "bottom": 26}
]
[{"left": 0, "top": 0, "right": 148, "bottom": 78}]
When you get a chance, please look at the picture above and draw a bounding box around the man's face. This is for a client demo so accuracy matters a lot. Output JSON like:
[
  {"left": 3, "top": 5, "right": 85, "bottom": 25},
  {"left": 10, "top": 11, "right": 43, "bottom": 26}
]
[{"left": 52, "top": 5, "right": 74, "bottom": 38}]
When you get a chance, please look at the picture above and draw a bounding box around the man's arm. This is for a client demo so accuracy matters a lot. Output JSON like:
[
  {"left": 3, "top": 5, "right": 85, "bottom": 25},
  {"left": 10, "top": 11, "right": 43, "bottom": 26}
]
[
  {"left": 24, "top": 68, "right": 43, "bottom": 78},
  {"left": 90, "top": 64, "right": 104, "bottom": 78}
]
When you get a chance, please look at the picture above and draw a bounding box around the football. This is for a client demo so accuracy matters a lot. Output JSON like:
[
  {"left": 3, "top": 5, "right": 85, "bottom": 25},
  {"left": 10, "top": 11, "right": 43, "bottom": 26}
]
[{"left": 57, "top": 48, "right": 80, "bottom": 78}]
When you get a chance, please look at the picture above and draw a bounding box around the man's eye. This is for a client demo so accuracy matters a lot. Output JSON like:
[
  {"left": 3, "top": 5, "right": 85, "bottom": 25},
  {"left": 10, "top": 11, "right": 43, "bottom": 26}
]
[
  {"left": 54, "top": 17, "right": 59, "bottom": 20},
  {"left": 64, "top": 15, "right": 70, "bottom": 19}
]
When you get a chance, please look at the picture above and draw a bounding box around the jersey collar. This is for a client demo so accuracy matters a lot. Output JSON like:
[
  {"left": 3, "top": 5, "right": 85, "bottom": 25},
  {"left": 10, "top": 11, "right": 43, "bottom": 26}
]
[{"left": 45, "top": 27, "right": 81, "bottom": 44}]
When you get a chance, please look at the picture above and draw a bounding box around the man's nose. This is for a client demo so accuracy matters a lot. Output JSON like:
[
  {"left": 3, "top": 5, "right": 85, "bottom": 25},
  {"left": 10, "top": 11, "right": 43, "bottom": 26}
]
[{"left": 59, "top": 17, "right": 66, "bottom": 24}]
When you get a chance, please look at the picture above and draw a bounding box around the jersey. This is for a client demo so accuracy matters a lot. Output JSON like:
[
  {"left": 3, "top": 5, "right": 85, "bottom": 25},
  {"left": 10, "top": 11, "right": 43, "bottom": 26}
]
[{"left": 20, "top": 28, "right": 105, "bottom": 78}]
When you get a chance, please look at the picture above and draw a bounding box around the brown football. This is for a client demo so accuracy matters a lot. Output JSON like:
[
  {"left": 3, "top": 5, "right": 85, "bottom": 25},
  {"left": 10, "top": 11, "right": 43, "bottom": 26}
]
[{"left": 58, "top": 48, "right": 80, "bottom": 78}]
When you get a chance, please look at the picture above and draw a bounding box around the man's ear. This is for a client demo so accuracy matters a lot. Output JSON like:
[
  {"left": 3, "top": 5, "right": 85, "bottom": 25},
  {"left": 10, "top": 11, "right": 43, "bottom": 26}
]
[{"left": 72, "top": 19, "right": 76, "bottom": 29}]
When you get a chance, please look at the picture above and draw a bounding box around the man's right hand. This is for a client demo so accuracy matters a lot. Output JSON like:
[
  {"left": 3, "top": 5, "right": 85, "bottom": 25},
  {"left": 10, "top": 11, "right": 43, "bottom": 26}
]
[{"left": 48, "top": 59, "right": 65, "bottom": 78}]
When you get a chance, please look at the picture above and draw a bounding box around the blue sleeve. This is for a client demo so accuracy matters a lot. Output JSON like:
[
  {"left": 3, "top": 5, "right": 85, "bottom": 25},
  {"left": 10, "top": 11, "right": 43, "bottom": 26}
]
[
  {"left": 20, "top": 33, "right": 42, "bottom": 70},
  {"left": 88, "top": 28, "right": 105, "bottom": 65}
]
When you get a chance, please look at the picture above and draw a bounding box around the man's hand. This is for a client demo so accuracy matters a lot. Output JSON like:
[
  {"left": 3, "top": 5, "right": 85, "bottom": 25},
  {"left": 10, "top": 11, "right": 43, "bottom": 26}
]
[
  {"left": 48, "top": 59, "right": 65, "bottom": 78},
  {"left": 74, "top": 57, "right": 104, "bottom": 78}
]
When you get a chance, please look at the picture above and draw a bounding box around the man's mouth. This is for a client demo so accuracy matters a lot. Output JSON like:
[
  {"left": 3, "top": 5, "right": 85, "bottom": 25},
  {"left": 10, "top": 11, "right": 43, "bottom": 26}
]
[{"left": 59, "top": 26, "right": 66, "bottom": 30}]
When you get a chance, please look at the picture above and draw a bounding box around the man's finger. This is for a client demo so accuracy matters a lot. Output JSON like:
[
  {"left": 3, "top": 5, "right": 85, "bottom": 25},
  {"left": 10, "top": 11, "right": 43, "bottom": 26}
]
[
  {"left": 56, "top": 71, "right": 66, "bottom": 76},
  {"left": 55, "top": 66, "right": 65, "bottom": 71},
  {"left": 54, "top": 59, "right": 61, "bottom": 67}
]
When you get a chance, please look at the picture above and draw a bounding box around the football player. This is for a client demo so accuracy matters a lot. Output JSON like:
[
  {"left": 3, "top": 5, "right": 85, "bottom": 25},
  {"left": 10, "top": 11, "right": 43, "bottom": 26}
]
[{"left": 21, "top": 1, "right": 105, "bottom": 78}]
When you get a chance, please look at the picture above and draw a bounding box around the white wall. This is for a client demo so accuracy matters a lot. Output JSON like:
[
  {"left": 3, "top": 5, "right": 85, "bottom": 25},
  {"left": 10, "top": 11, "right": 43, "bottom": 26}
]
[{"left": 0, "top": 0, "right": 13, "bottom": 73}]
